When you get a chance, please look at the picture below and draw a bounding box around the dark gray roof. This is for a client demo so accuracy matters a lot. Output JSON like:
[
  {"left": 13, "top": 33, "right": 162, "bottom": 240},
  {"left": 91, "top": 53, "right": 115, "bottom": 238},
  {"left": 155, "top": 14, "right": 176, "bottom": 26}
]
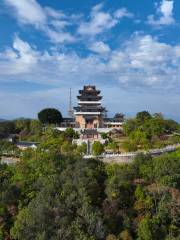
[
  {"left": 81, "top": 129, "right": 98, "bottom": 135},
  {"left": 62, "top": 118, "right": 75, "bottom": 122},
  {"left": 104, "top": 118, "right": 124, "bottom": 122}
]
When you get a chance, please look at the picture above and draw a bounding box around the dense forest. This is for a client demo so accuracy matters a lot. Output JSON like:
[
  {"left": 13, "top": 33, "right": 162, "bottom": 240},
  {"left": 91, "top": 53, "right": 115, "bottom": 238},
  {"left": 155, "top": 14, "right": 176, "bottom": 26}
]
[
  {"left": 0, "top": 136, "right": 180, "bottom": 239},
  {"left": 0, "top": 113, "right": 180, "bottom": 239}
]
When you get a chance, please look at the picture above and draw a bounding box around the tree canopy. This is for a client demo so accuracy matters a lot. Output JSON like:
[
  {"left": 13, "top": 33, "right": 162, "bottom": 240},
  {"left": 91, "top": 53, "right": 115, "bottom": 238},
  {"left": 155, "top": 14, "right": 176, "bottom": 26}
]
[
  {"left": 122, "top": 112, "right": 180, "bottom": 151},
  {"left": 136, "top": 111, "right": 152, "bottom": 123},
  {"left": 92, "top": 141, "right": 104, "bottom": 156},
  {"left": 38, "top": 108, "right": 63, "bottom": 125},
  {"left": 0, "top": 141, "right": 180, "bottom": 239}
]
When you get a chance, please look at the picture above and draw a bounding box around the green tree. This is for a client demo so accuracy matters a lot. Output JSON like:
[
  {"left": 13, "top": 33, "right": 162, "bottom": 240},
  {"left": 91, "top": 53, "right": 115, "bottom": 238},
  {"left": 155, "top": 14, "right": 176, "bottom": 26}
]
[
  {"left": 136, "top": 111, "right": 152, "bottom": 124},
  {"left": 137, "top": 216, "right": 154, "bottom": 240},
  {"left": 164, "top": 119, "right": 178, "bottom": 133},
  {"left": 149, "top": 117, "right": 165, "bottom": 137},
  {"left": 92, "top": 141, "right": 104, "bottom": 156},
  {"left": 123, "top": 119, "right": 137, "bottom": 136},
  {"left": 106, "top": 142, "right": 118, "bottom": 152},
  {"left": 137, "top": 216, "right": 167, "bottom": 240},
  {"left": 129, "top": 129, "right": 150, "bottom": 150},
  {"left": 153, "top": 153, "right": 180, "bottom": 188},
  {"left": 119, "top": 230, "right": 133, "bottom": 240},
  {"left": 11, "top": 157, "right": 107, "bottom": 240},
  {"left": 38, "top": 108, "right": 62, "bottom": 125},
  {"left": 76, "top": 143, "right": 87, "bottom": 155},
  {"left": 122, "top": 139, "right": 138, "bottom": 152},
  {"left": 15, "top": 119, "right": 31, "bottom": 133},
  {"left": 101, "top": 132, "right": 109, "bottom": 140},
  {"left": 65, "top": 128, "right": 79, "bottom": 139},
  {"left": 0, "top": 121, "right": 15, "bottom": 139},
  {"left": 29, "top": 120, "right": 43, "bottom": 139}
]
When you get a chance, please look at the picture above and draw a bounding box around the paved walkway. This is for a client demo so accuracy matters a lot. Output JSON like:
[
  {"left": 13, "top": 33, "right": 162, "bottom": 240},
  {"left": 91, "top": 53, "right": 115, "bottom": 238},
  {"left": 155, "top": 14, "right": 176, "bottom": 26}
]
[{"left": 84, "top": 143, "right": 180, "bottom": 163}]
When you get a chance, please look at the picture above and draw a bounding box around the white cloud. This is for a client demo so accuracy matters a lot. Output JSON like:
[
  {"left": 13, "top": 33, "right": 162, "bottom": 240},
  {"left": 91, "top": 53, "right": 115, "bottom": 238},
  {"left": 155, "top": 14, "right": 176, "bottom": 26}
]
[
  {"left": 0, "top": 36, "right": 104, "bottom": 84},
  {"left": 4, "top": 1, "right": 134, "bottom": 43},
  {"left": 0, "top": 36, "right": 39, "bottom": 75},
  {"left": 4, "top": 0, "right": 76, "bottom": 43},
  {"left": 78, "top": 4, "right": 133, "bottom": 36},
  {"left": 107, "top": 34, "right": 179, "bottom": 87},
  {"left": 89, "top": 41, "right": 110, "bottom": 54},
  {"left": 50, "top": 20, "right": 70, "bottom": 29},
  {"left": 1, "top": 35, "right": 180, "bottom": 119},
  {"left": 0, "top": 34, "right": 180, "bottom": 91},
  {"left": 78, "top": 13, "right": 116, "bottom": 36},
  {"left": 45, "top": 28, "right": 76, "bottom": 44},
  {"left": 44, "top": 7, "right": 66, "bottom": 19},
  {"left": 114, "top": 8, "right": 134, "bottom": 19},
  {"left": 147, "top": 0, "right": 175, "bottom": 26},
  {"left": 5, "top": 0, "right": 46, "bottom": 26}
]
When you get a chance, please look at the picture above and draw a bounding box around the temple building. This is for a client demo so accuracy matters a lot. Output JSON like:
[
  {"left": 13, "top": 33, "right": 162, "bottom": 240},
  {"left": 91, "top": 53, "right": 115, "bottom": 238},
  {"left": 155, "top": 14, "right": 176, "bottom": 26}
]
[
  {"left": 59, "top": 85, "right": 124, "bottom": 131},
  {"left": 73, "top": 85, "right": 107, "bottom": 129},
  {"left": 57, "top": 85, "right": 124, "bottom": 153}
]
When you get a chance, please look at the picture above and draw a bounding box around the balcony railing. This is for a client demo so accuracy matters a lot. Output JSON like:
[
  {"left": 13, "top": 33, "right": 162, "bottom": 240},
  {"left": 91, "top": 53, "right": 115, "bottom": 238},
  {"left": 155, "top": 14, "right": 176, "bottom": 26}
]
[
  {"left": 78, "top": 101, "right": 102, "bottom": 104},
  {"left": 74, "top": 112, "right": 101, "bottom": 115}
]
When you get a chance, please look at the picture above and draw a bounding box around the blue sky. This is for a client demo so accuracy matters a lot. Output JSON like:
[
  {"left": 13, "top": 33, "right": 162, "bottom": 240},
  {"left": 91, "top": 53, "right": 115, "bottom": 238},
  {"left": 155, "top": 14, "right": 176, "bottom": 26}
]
[{"left": 0, "top": 0, "right": 180, "bottom": 120}]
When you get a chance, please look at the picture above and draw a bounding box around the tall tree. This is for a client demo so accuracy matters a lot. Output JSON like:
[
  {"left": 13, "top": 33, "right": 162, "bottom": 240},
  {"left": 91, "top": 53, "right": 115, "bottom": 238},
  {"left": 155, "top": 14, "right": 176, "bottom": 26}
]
[{"left": 38, "top": 108, "right": 62, "bottom": 125}]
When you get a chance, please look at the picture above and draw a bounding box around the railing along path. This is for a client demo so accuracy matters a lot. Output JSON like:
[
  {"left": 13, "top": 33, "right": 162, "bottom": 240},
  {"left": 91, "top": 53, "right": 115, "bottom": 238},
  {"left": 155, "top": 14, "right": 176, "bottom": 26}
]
[{"left": 84, "top": 143, "right": 180, "bottom": 163}]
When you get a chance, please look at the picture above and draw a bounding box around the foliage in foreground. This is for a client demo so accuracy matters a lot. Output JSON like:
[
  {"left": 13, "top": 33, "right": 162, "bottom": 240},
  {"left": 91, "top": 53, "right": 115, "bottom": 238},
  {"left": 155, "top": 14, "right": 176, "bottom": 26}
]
[{"left": 0, "top": 147, "right": 180, "bottom": 240}]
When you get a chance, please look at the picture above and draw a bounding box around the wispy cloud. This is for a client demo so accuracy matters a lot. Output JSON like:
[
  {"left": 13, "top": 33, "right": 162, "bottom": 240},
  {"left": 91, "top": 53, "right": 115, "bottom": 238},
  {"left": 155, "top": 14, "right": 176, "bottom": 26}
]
[
  {"left": 88, "top": 41, "right": 111, "bottom": 55},
  {"left": 4, "top": 1, "right": 134, "bottom": 43},
  {"left": 114, "top": 8, "right": 134, "bottom": 19},
  {"left": 4, "top": 0, "right": 76, "bottom": 43},
  {"left": 5, "top": 0, "right": 46, "bottom": 26},
  {"left": 147, "top": 0, "right": 175, "bottom": 26},
  {"left": 78, "top": 3, "right": 133, "bottom": 36},
  {"left": 45, "top": 28, "right": 76, "bottom": 44}
]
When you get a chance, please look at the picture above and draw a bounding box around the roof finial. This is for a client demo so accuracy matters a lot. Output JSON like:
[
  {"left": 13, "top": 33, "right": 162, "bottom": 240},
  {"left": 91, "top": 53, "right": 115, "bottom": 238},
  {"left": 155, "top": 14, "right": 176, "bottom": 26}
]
[{"left": 68, "top": 88, "right": 74, "bottom": 118}]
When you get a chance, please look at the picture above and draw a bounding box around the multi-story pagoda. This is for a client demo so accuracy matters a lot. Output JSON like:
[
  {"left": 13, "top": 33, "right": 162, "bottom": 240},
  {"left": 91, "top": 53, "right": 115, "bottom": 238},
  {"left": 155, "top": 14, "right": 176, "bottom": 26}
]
[{"left": 74, "top": 85, "right": 107, "bottom": 129}]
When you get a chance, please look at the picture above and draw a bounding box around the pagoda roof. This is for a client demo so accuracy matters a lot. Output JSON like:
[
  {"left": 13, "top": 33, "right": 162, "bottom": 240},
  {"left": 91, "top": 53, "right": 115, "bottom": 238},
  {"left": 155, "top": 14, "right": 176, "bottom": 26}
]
[
  {"left": 77, "top": 95, "right": 102, "bottom": 100},
  {"left": 79, "top": 85, "right": 101, "bottom": 95}
]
